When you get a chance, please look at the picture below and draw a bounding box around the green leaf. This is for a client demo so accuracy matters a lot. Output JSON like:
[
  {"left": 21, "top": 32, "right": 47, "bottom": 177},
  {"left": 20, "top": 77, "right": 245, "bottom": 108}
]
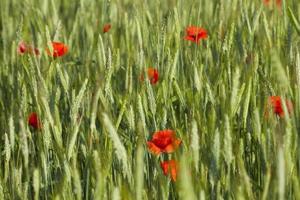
[{"left": 288, "top": 7, "right": 300, "bottom": 35}]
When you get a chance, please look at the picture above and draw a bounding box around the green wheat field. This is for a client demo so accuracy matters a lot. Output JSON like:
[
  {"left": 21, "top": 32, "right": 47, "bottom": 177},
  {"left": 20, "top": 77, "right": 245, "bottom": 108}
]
[{"left": 1, "top": 0, "right": 300, "bottom": 199}]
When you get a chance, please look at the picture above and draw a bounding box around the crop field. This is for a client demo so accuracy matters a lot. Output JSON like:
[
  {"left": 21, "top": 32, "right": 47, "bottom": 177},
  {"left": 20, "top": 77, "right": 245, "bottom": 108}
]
[{"left": 1, "top": 0, "right": 300, "bottom": 199}]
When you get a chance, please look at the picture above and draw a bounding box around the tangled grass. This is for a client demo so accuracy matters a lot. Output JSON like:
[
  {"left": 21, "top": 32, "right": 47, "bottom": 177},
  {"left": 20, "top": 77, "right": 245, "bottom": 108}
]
[{"left": 1, "top": 0, "right": 300, "bottom": 199}]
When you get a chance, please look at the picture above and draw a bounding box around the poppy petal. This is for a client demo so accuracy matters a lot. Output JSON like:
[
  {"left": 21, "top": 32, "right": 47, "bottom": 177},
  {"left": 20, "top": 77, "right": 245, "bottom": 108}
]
[
  {"left": 103, "top": 24, "right": 111, "bottom": 33},
  {"left": 160, "top": 160, "right": 178, "bottom": 181},
  {"left": 18, "top": 41, "right": 27, "bottom": 54},
  {"left": 184, "top": 35, "right": 196, "bottom": 41},
  {"left": 147, "top": 141, "right": 162, "bottom": 155},
  {"left": 184, "top": 26, "right": 208, "bottom": 44},
  {"left": 147, "top": 130, "right": 181, "bottom": 155},
  {"left": 28, "top": 112, "right": 42, "bottom": 130},
  {"left": 147, "top": 68, "right": 159, "bottom": 84},
  {"left": 152, "top": 130, "right": 175, "bottom": 140},
  {"left": 170, "top": 166, "right": 177, "bottom": 181},
  {"left": 140, "top": 67, "right": 159, "bottom": 85},
  {"left": 198, "top": 30, "right": 208, "bottom": 39},
  {"left": 160, "top": 161, "right": 169, "bottom": 175},
  {"left": 164, "top": 139, "right": 181, "bottom": 153},
  {"left": 47, "top": 42, "right": 68, "bottom": 58},
  {"left": 266, "top": 96, "right": 293, "bottom": 118},
  {"left": 164, "top": 144, "right": 176, "bottom": 153}
]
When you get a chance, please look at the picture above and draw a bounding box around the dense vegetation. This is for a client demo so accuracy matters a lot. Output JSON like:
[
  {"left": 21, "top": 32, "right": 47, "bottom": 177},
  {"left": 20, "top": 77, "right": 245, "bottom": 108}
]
[{"left": 1, "top": 0, "right": 300, "bottom": 199}]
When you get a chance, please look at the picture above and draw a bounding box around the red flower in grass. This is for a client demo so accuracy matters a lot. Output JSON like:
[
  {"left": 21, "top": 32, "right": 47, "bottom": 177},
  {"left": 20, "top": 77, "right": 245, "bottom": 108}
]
[
  {"left": 147, "top": 130, "right": 181, "bottom": 155},
  {"left": 18, "top": 41, "right": 27, "bottom": 54},
  {"left": 140, "top": 67, "right": 159, "bottom": 85},
  {"left": 184, "top": 26, "right": 208, "bottom": 44},
  {"left": 46, "top": 42, "right": 68, "bottom": 58},
  {"left": 28, "top": 112, "right": 42, "bottom": 130},
  {"left": 103, "top": 24, "right": 111, "bottom": 33},
  {"left": 263, "top": 0, "right": 282, "bottom": 9},
  {"left": 17, "top": 41, "right": 40, "bottom": 56},
  {"left": 265, "top": 96, "right": 293, "bottom": 118},
  {"left": 161, "top": 160, "right": 179, "bottom": 181}
]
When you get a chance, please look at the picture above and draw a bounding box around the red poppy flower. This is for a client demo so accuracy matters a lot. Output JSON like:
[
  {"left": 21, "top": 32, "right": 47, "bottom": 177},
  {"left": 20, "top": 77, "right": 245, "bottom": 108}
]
[
  {"left": 263, "top": 0, "right": 282, "bottom": 8},
  {"left": 140, "top": 67, "right": 159, "bottom": 85},
  {"left": 265, "top": 96, "right": 293, "bottom": 118},
  {"left": 147, "top": 130, "right": 181, "bottom": 155},
  {"left": 160, "top": 160, "right": 179, "bottom": 181},
  {"left": 46, "top": 42, "right": 68, "bottom": 58},
  {"left": 17, "top": 41, "right": 40, "bottom": 56},
  {"left": 18, "top": 41, "right": 27, "bottom": 54},
  {"left": 184, "top": 26, "right": 208, "bottom": 44},
  {"left": 28, "top": 112, "right": 42, "bottom": 130},
  {"left": 103, "top": 24, "right": 111, "bottom": 33}
]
